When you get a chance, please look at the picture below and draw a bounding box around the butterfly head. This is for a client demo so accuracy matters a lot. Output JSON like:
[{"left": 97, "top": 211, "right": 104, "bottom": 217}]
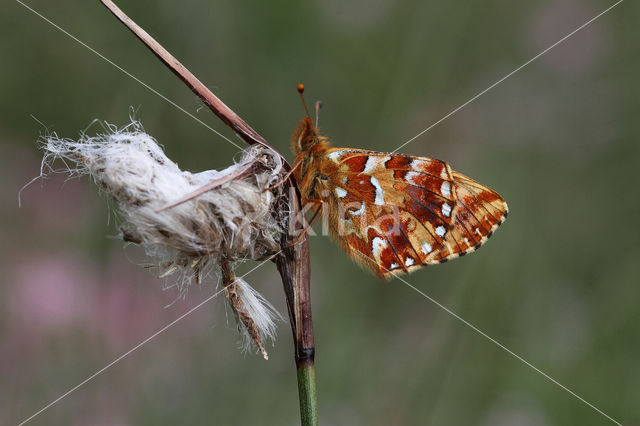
[
  {"left": 291, "top": 84, "right": 326, "bottom": 155},
  {"left": 291, "top": 116, "right": 319, "bottom": 155}
]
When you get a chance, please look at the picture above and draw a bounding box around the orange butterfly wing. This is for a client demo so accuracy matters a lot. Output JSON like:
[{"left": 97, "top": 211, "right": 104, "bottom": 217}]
[{"left": 310, "top": 148, "right": 508, "bottom": 278}]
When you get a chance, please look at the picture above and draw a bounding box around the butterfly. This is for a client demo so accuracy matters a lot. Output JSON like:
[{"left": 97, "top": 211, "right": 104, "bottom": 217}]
[{"left": 290, "top": 85, "right": 508, "bottom": 279}]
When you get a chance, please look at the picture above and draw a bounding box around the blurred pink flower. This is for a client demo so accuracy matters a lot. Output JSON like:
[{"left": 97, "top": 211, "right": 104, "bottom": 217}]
[
  {"left": 7, "top": 251, "right": 95, "bottom": 332},
  {"left": 95, "top": 253, "right": 214, "bottom": 351}
]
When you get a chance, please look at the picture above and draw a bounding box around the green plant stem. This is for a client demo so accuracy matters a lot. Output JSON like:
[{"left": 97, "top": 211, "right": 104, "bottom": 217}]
[{"left": 296, "top": 359, "right": 318, "bottom": 426}]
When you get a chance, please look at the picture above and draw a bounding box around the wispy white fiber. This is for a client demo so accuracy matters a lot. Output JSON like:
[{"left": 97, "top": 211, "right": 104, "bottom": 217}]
[
  {"left": 232, "top": 277, "right": 284, "bottom": 358},
  {"left": 38, "top": 117, "right": 285, "bottom": 306}
]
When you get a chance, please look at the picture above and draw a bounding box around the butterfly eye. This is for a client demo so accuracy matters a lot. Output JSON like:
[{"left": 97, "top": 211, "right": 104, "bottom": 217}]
[{"left": 291, "top": 117, "right": 318, "bottom": 154}]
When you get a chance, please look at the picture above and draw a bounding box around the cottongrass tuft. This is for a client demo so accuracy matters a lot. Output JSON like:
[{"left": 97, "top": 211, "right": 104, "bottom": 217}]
[
  {"left": 224, "top": 274, "right": 285, "bottom": 359},
  {"left": 37, "top": 117, "right": 286, "bottom": 358}
]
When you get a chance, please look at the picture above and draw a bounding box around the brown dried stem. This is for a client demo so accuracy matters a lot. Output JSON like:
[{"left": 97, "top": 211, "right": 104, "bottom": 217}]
[
  {"left": 98, "top": 0, "right": 316, "bottom": 423},
  {"left": 99, "top": 0, "right": 278, "bottom": 153},
  {"left": 221, "top": 257, "right": 268, "bottom": 360}
]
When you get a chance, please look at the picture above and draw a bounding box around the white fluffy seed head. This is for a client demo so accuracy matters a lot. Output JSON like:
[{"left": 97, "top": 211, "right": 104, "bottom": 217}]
[
  {"left": 39, "top": 118, "right": 285, "bottom": 297},
  {"left": 232, "top": 277, "right": 284, "bottom": 357}
]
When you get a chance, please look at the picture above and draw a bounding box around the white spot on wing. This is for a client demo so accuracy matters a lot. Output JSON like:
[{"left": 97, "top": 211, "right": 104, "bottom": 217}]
[
  {"left": 441, "top": 167, "right": 448, "bottom": 179},
  {"left": 390, "top": 263, "right": 400, "bottom": 269},
  {"left": 441, "top": 181, "right": 451, "bottom": 197},
  {"left": 335, "top": 187, "right": 347, "bottom": 198},
  {"left": 327, "top": 151, "right": 345, "bottom": 162},
  {"left": 349, "top": 202, "right": 365, "bottom": 216},
  {"left": 442, "top": 203, "right": 452, "bottom": 217},
  {"left": 364, "top": 155, "right": 390, "bottom": 173},
  {"left": 435, "top": 225, "right": 446, "bottom": 237},
  {"left": 421, "top": 242, "right": 432, "bottom": 254},
  {"left": 372, "top": 237, "right": 387, "bottom": 259},
  {"left": 370, "top": 177, "right": 385, "bottom": 205},
  {"left": 405, "top": 171, "right": 420, "bottom": 185},
  {"left": 405, "top": 257, "right": 414, "bottom": 267},
  {"left": 411, "top": 159, "right": 428, "bottom": 170}
]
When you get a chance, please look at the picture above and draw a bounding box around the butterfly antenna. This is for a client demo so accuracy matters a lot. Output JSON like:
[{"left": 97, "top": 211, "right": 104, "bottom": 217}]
[
  {"left": 297, "top": 83, "right": 312, "bottom": 121},
  {"left": 315, "top": 101, "right": 322, "bottom": 127}
]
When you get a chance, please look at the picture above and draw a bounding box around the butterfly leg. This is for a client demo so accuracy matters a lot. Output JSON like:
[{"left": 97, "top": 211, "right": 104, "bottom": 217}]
[{"left": 286, "top": 198, "right": 324, "bottom": 248}]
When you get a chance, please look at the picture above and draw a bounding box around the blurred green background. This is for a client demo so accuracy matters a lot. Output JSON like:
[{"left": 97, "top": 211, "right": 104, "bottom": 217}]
[{"left": 2, "top": 0, "right": 638, "bottom": 424}]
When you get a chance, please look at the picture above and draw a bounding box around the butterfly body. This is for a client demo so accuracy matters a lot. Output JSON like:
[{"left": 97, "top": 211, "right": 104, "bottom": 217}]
[{"left": 291, "top": 117, "right": 508, "bottom": 278}]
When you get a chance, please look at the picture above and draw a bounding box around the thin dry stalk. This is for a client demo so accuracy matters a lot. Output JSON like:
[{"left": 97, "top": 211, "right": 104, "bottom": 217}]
[{"left": 98, "top": 1, "right": 316, "bottom": 422}]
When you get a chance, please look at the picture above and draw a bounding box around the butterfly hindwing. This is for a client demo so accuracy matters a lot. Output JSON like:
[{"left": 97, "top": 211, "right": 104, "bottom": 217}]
[{"left": 313, "top": 149, "right": 507, "bottom": 278}]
